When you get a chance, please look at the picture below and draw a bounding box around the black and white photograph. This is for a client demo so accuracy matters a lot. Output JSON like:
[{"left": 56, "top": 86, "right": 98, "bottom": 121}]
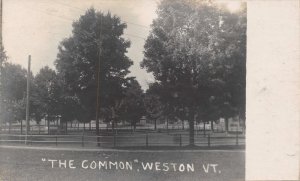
[{"left": 0, "top": 0, "right": 298, "bottom": 180}]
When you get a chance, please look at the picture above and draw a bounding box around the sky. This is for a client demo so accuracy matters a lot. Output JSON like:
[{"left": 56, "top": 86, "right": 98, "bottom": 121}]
[
  {"left": 2, "top": 0, "right": 242, "bottom": 90},
  {"left": 3, "top": 0, "right": 158, "bottom": 90}
]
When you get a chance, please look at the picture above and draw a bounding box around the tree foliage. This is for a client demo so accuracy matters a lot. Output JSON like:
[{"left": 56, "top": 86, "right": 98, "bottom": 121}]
[
  {"left": 55, "top": 8, "right": 134, "bottom": 135},
  {"left": 141, "top": 0, "right": 246, "bottom": 145},
  {"left": 0, "top": 46, "right": 7, "bottom": 68},
  {"left": 31, "top": 66, "right": 61, "bottom": 123},
  {"left": 120, "top": 79, "right": 145, "bottom": 129},
  {"left": 0, "top": 62, "right": 27, "bottom": 124}
]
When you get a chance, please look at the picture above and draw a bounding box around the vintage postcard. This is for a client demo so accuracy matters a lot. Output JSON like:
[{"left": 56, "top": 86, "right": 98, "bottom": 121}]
[{"left": 0, "top": 0, "right": 299, "bottom": 180}]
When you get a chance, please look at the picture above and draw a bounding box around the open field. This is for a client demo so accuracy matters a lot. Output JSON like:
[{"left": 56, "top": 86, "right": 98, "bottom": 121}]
[{"left": 0, "top": 146, "right": 244, "bottom": 181}]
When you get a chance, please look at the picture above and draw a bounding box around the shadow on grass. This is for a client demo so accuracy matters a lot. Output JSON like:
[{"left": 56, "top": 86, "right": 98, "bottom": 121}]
[{"left": 113, "top": 145, "right": 245, "bottom": 150}]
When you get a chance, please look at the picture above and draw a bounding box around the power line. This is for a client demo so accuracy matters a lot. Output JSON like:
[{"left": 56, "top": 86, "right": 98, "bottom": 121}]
[
  {"left": 123, "top": 33, "right": 146, "bottom": 40},
  {"left": 25, "top": 6, "right": 147, "bottom": 41},
  {"left": 50, "top": 0, "right": 86, "bottom": 12},
  {"left": 26, "top": 6, "right": 73, "bottom": 22},
  {"left": 124, "top": 21, "right": 149, "bottom": 29},
  {"left": 49, "top": 0, "right": 150, "bottom": 29},
  {"left": 25, "top": 55, "right": 31, "bottom": 144}
]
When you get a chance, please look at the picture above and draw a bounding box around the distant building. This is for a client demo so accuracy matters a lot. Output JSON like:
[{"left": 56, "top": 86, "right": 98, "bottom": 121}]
[
  {"left": 139, "top": 116, "right": 147, "bottom": 125},
  {"left": 228, "top": 116, "right": 243, "bottom": 132}
]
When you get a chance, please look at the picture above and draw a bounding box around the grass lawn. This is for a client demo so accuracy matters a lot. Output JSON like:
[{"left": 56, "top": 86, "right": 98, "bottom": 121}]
[{"left": 0, "top": 147, "right": 244, "bottom": 181}]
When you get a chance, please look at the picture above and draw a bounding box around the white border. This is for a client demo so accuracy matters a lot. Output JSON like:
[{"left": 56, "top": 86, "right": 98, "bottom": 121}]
[{"left": 246, "top": 0, "right": 299, "bottom": 180}]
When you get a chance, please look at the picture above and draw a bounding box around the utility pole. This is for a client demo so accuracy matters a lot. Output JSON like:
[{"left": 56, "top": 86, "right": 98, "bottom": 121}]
[
  {"left": 25, "top": 55, "right": 31, "bottom": 144},
  {"left": 95, "top": 15, "right": 102, "bottom": 146},
  {"left": 0, "top": 0, "right": 2, "bottom": 45}
]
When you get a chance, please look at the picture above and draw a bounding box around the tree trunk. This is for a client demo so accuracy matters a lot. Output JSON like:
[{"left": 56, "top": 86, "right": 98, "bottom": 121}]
[
  {"left": 166, "top": 118, "right": 169, "bottom": 134},
  {"left": 211, "top": 120, "right": 214, "bottom": 132},
  {"left": 239, "top": 117, "right": 245, "bottom": 135},
  {"left": 189, "top": 120, "right": 195, "bottom": 146},
  {"left": 115, "top": 121, "right": 118, "bottom": 134},
  {"left": 20, "top": 120, "right": 23, "bottom": 134},
  {"left": 243, "top": 119, "right": 246, "bottom": 135},
  {"left": 112, "top": 121, "right": 115, "bottom": 132},
  {"left": 89, "top": 122, "right": 91, "bottom": 131},
  {"left": 96, "top": 118, "right": 99, "bottom": 137},
  {"left": 47, "top": 119, "right": 50, "bottom": 135},
  {"left": 203, "top": 122, "right": 206, "bottom": 136},
  {"left": 65, "top": 121, "right": 68, "bottom": 134},
  {"left": 55, "top": 119, "right": 58, "bottom": 133},
  {"left": 182, "top": 120, "right": 185, "bottom": 130},
  {"left": 8, "top": 121, "right": 11, "bottom": 133},
  {"left": 38, "top": 123, "right": 41, "bottom": 134},
  {"left": 83, "top": 122, "right": 85, "bottom": 131},
  {"left": 154, "top": 119, "right": 157, "bottom": 130},
  {"left": 225, "top": 118, "right": 229, "bottom": 133},
  {"left": 133, "top": 122, "right": 136, "bottom": 131}
]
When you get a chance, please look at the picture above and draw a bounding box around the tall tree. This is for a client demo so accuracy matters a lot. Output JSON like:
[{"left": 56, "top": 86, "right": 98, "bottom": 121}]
[
  {"left": 141, "top": 0, "right": 246, "bottom": 145},
  {"left": 31, "top": 66, "right": 61, "bottom": 132},
  {"left": 144, "top": 83, "right": 165, "bottom": 131},
  {"left": 55, "top": 8, "right": 133, "bottom": 137},
  {"left": 219, "top": 7, "right": 246, "bottom": 131},
  {"left": 0, "top": 62, "right": 27, "bottom": 130},
  {"left": 119, "top": 79, "right": 145, "bottom": 131},
  {"left": 0, "top": 46, "right": 7, "bottom": 125}
]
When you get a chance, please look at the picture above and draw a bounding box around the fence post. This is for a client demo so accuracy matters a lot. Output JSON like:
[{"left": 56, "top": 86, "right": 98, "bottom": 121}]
[
  {"left": 208, "top": 134, "right": 210, "bottom": 147},
  {"left": 21, "top": 120, "right": 23, "bottom": 135},
  {"left": 82, "top": 135, "right": 84, "bottom": 147},
  {"left": 113, "top": 135, "right": 116, "bottom": 147},
  {"left": 98, "top": 136, "right": 101, "bottom": 147},
  {"left": 236, "top": 131, "right": 239, "bottom": 146},
  {"left": 146, "top": 133, "right": 148, "bottom": 147},
  {"left": 56, "top": 136, "right": 58, "bottom": 146},
  {"left": 179, "top": 134, "right": 182, "bottom": 147}
]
